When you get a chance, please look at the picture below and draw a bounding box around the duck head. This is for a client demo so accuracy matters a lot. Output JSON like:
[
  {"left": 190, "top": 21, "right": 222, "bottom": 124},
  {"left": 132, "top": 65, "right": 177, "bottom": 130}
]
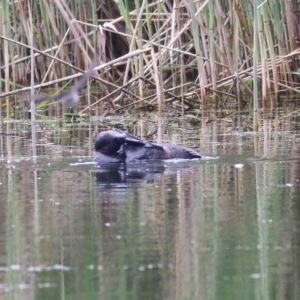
[{"left": 94, "top": 130, "right": 127, "bottom": 163}]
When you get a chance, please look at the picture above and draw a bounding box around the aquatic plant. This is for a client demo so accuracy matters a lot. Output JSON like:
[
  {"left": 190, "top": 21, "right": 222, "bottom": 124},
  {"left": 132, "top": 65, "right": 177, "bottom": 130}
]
[{"left": 0, "top": 0, "right": 300, "bottom": 117}]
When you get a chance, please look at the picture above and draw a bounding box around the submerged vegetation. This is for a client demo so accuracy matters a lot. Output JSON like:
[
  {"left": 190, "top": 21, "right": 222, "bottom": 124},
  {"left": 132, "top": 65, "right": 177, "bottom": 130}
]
[{"left": 1, "top": 0, "right": 300, "bottom": 118}]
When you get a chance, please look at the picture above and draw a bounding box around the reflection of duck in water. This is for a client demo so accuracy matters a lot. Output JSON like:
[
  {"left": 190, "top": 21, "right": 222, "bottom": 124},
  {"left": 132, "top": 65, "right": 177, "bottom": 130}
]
[
  {"left": 95, "top": 162, "right": 167, "bottom": 188},
  {"left": 93, "top": 129, "right": 202, "bottom": 164}
]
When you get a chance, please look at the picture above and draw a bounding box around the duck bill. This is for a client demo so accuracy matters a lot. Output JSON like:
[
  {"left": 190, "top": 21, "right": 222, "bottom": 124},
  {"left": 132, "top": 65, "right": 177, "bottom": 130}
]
[{"left": 116, "top": 145, "right": 126, "bottom": 162}]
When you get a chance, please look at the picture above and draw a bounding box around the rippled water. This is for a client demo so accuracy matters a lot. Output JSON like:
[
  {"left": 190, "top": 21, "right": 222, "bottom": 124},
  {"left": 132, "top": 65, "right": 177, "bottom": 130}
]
[{"left": 0, "top": 119, "right": 300, "bottom": 300}]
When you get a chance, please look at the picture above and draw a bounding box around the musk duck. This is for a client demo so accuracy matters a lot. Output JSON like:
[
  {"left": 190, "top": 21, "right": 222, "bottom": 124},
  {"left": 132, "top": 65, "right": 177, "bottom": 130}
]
[{"left": 93, "top": 129, "right": 201, "bottom": 164}]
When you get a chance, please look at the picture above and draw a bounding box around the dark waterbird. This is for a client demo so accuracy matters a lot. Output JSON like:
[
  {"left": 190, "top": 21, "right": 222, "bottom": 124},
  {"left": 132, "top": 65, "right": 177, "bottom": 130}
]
[{"left": 93, "top": 129, "right": 202, "bottom": 164}]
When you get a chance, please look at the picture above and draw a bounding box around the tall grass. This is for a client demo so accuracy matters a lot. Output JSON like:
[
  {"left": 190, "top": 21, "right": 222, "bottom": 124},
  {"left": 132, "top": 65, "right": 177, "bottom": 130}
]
[{"left": 1, "top": 0, "right": 300, "bottom": 117}]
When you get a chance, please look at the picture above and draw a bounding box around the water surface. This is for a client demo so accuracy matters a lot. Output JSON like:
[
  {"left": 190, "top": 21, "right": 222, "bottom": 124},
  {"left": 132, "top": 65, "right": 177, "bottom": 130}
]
[{"left": 0, "top": 119, "right": 299, "bottom": 300}]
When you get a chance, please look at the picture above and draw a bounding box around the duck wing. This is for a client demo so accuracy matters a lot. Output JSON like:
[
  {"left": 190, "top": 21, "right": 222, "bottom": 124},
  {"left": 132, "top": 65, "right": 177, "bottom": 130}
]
[{"left": 113, "top": 129, "right": 163, "bottom": 148}]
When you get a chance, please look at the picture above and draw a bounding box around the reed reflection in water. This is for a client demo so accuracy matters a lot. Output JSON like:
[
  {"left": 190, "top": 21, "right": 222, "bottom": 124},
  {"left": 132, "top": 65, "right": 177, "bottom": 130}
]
[
  {"left": 0, "top": 156, "right": 299, "bottom": 299},
  {"left": 0, "top": 119, "right": 300, "bottom": 299}
]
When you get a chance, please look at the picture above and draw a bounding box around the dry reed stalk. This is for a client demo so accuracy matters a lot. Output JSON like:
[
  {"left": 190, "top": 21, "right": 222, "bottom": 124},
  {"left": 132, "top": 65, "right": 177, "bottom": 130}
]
[
  {"left": 262, "top": 7, "right": 278, "bottom": 99},
  {"left": 1, "top": 0, "right": 300, "bottom": 115},
  {"left": 215, "top": 0, "right": 233, "bottom": 75},
  {"left": 151, "top": 48, "right": 163, "bottom": 115},
  {"left": 38, "top": 29, "right": 71, "bottom": 91},
  {"left": 0, "top": 31, "right": 96, "bottom": 71},
  {"left": 284, "top": 1, "right": 298, "bottom": 52},
  {"left": 185, "top": 0, "right": 208, "bottom": 107},
  {"left": 79, "top": 77, "right": 143, "bottom": 114},
  {"left": 28, "top": 3, "right": 37, "bottom": 157},
  {"left": 0, "top": 49, "right": 151, "bottom": 99}
]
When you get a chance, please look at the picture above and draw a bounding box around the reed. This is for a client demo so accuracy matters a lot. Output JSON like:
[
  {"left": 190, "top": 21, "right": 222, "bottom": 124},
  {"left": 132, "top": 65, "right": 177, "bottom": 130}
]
[
  {"left": 253, "top": 0, "right": 259, "bottom": 132},
  {"left": 1, "top": 0, "right": 300, "bottom": 118},
  {"left": 28, "top": 2, "right": 36, "bottom": 157}
]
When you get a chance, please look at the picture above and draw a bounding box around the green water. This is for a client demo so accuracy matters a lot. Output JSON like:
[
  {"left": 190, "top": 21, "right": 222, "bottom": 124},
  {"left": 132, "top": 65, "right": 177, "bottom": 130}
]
[{"left": 0, "top": 120, "right": 299, "bottom": 300}]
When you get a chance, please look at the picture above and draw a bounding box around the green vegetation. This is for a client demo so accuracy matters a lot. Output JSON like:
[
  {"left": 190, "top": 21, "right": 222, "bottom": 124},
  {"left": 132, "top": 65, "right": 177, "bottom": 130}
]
[{"left": 1, "top": 0, "right": 300, "bottom": 116}]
